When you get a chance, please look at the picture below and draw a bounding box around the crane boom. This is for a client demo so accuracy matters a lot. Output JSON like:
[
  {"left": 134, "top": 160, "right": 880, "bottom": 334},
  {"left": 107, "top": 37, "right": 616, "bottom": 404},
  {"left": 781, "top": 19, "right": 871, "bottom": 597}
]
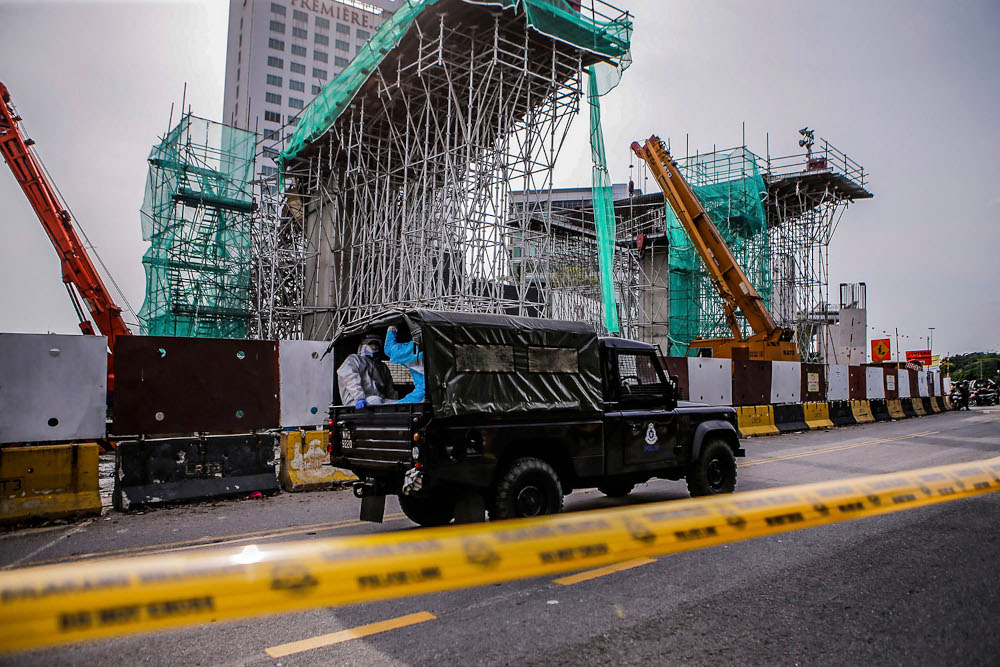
[
  {"left": 0, "top": 81, "right": 131, "bottom": 362},
  {"left": 632, "top": 135, "right": 799, "bottom": 361}
]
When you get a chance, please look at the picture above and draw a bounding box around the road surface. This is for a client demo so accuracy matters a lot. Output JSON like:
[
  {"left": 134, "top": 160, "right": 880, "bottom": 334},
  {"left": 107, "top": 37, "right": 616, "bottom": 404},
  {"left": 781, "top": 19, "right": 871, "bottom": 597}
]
[{"left": 2, "top": 407, "right": 998, "bottom": 665}]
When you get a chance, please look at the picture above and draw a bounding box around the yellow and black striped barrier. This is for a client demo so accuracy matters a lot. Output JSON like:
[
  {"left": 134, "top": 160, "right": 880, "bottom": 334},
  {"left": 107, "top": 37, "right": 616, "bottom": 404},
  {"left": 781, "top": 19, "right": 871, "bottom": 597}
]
[{"left": 2, "top": 457, "right": 999, "bottom": 654}]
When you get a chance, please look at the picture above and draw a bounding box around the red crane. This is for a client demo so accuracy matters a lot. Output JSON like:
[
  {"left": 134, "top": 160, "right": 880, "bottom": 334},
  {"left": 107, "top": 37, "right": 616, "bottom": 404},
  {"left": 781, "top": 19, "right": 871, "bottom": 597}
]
[{"left": 0, "top": 81, "right": 131, "bottom": 384}]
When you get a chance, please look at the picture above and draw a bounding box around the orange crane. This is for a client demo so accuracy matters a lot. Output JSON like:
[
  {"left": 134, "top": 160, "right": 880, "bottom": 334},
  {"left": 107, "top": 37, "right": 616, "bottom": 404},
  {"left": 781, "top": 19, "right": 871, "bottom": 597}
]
[
  {"left": 0, "top": 81, "right": 131, "bottom": 385},
  {"left": 631, "top": 134, "right": 800, "bottom": 362}
]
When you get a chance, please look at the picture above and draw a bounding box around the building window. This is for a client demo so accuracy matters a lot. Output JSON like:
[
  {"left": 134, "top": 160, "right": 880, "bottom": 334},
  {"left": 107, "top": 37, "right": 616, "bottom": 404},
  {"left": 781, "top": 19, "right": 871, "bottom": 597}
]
[
  {"left": 291, "top": 44, "right": 307, "bottom": 57},
  {"left": 292, "top": 26, "right": 307, "bottom": 39},
  {"left": 267, "top": 56, "right": 284, "bottom": 68},
  {"left": 356, "top": 29, "right": 370, "bottom": 40},
  {"left": 334, "top": 56, "right": 349, "bottom": 67},
  {"left": 265, "top": 92, "right": 282, "bottom": 104},
  {"left": 312, "top": 67, "right": 327, "bottom": 79},
  {"left": 269, "top": 38, "right": 284, "bottom": 51},
  {"left": 335, "top": 39, "right": 349, "bottom": 51},
  {"left": 266, "top": 74, "right": 283, "bottom": 86},
  {"left": 312, "top": 85, "right": 322, "bottom": 95},
  {"left": 263, "top": 147, "right": 280, "bottom": 159},
  {"left": 288, "top": 97, "right": 304, "bottom": 109},
  {"left": 336, "top": 23, "right": 350, "bottom": 35},
  {"left": 290, "top": 62, "right": 306, "bottom": 74},
  {"left": 314, "top": 50, "right": 328, "bottom": 63},
  {"left": 262, "top": 166, "right": 278, "bottom": 176},
  {"left": 263, "top": 110, "right": 281, "bottom": 123},
  {"left": 315, "top": 33, "right": 329, "bottom": 46},
  {"left": 270, "top": 2, "right": 285, "bottom": 15},
  {"left": 264, "top": 129, "right": 280, "bottom": 141},
  {"left": 269, "top": 20, "right": 285, "bottom": 33},
  {"left": 315, "top": 16, "right": 330, "bottom": 29},
  {"left": 356, "top": 44, "right": 363, "bottom": 54},
  {"left": 289, "top": 79, "right": 305, "bottom": 92},
  {"left": 292, "top": 9, "right": 308, "bottom": 22},
  {"left": 287, "top": 117, "right": 299, "bottom": 126}
]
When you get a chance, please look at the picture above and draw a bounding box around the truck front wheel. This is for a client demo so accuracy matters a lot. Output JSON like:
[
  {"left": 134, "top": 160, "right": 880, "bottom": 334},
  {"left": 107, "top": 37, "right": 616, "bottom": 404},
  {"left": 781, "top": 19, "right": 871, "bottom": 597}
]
[
  {"left": 398, "top": 493, "right": 455, "bottom": 527},
  {"left": 686, "top": 439, "right": 737, "bottom": 496},
  {"left": 490, "top": 458, "right": 564, "bottom": 520}
]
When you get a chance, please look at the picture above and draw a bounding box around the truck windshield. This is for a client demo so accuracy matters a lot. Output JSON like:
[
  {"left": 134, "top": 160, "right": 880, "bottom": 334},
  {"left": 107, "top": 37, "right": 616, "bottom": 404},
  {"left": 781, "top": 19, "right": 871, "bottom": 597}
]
[{"left": 616, "top": 351, "right": 666, "bottom": 395}]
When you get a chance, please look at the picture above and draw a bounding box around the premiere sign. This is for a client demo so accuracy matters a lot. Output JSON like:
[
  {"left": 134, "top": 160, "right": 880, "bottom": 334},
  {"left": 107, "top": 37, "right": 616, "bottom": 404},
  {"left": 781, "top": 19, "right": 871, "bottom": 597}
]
[
  {"left": 291, "top": 0, "right": 382, "bottom": 28},
  {"left": 906, "top": 349, "right": 932, "bottom": 367}
]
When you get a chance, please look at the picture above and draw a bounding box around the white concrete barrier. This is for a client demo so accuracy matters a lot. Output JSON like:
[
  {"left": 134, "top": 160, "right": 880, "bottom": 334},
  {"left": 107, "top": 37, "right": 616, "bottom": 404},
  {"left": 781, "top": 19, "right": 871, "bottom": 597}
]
[{"left": 687, "top": 358, "right": 732, "bottom": 406}]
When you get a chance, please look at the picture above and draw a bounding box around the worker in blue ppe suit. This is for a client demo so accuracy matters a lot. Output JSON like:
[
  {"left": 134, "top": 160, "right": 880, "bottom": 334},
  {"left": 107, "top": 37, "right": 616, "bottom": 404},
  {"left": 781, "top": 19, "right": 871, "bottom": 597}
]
[
  {"left": 385, "top": 325, "right": 425, "bottom": 404},
  {"left": 337, "top": 337, "right": 397, "bottom": 409}
]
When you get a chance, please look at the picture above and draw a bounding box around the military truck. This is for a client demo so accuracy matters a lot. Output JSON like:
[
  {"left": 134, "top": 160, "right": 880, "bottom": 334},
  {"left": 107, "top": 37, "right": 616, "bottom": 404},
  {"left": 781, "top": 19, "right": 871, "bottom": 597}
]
[{"left": 328, "top": 310, "right": 743, "bottom": 526}]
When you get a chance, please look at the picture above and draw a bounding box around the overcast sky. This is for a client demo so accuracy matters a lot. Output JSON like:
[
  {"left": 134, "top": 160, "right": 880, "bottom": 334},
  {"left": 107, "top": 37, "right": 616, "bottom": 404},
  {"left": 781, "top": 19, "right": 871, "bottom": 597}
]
[{"left": 1, "top": 0, "right": 997, "bottom": 357}]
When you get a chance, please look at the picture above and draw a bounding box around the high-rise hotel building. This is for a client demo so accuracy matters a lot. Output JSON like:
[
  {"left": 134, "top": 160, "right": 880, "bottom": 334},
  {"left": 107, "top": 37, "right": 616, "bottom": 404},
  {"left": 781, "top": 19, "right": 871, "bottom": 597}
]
[{"left": 223, "top": 0, "right": 400, "bottom": 177}]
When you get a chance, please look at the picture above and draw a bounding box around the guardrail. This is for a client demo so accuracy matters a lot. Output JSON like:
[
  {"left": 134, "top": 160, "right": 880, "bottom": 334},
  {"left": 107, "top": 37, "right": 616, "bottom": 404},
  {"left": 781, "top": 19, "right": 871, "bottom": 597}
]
[{"left": 2, "top": 457, "right": 998, "bottom": 654}]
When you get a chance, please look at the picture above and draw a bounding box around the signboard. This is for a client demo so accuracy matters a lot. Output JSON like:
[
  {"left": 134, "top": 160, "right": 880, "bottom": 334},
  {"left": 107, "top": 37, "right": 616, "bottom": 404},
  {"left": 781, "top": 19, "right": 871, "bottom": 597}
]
[
  {"left": 906, "top": 349, "right": 932, "bottom": 367},
  {"left": 807, "top": 372, "right": 820, "bottom": 393},
  {"left": 871, "top": 338, "right": 891, "bottom": 363},
  {"left": 886, "top": 374, "right": 896, "bottom": 391}
]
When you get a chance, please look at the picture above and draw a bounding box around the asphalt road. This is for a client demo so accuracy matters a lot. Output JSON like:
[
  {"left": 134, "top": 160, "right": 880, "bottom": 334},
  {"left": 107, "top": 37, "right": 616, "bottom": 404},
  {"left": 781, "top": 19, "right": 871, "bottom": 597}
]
[{"left": 2, "top": 407, "right": 999, "bottom": 666}]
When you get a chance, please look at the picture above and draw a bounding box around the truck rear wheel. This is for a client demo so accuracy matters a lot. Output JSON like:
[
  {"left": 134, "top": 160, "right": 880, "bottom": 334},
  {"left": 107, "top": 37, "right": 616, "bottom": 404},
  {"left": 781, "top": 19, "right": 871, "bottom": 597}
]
[
  {"left": 398, "top": 493, "right": 455, "bottom": 527},
  {"left": 490, "top": 458, "right": 564, "bottom": 520},
  {"left": 686, "top": 439, "right": 737, "bottom": 497}
]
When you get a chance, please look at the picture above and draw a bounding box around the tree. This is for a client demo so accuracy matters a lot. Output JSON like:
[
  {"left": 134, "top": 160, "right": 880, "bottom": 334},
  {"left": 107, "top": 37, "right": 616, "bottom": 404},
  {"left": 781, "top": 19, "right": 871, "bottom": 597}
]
[{"left": 941, "top": 352, "right": 1000, "bottom": 382}]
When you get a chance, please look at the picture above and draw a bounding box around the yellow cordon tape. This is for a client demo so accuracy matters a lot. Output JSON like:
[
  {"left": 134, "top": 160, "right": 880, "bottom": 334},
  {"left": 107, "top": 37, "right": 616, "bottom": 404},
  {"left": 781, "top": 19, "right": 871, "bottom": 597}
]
[{"left": 2, "top": 457, "right": 999, "bottom": 654}]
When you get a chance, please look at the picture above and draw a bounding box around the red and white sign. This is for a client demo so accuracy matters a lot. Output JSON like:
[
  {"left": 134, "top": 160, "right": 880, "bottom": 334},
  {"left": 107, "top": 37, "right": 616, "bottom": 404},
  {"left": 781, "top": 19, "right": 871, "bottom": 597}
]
[{"left": 906, "top": 350, "right": 932, "bottom": 367}]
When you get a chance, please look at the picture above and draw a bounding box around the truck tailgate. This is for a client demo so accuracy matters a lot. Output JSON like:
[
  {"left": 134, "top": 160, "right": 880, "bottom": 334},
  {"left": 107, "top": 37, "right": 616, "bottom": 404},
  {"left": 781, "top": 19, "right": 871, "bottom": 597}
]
[{"left": 332, "top": 405, "right": 426, "bottom": 472}]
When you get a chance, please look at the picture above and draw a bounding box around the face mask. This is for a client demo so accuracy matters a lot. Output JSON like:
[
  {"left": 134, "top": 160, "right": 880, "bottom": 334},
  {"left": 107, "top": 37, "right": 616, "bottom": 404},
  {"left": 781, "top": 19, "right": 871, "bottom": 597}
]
[{"left": 361, "top": 345, "right": 376, "bottom": 358}]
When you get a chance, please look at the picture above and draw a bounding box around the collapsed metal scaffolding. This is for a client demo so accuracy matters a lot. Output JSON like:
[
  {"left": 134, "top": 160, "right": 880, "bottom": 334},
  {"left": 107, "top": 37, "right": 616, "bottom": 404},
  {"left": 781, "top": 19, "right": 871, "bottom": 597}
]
[{"left": 254, "top": 0, "right": 631, "bottom": 341}]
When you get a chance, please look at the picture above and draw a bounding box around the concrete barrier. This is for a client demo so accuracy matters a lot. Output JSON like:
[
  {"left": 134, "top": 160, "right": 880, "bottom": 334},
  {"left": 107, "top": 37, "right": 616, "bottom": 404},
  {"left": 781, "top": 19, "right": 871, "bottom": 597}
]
[
  {"left": 279, "top": 430, "right": 356, "bottom": 492},
  {"left": 912, "top": 398, "right": 927, "bottom": 417},
  {"left": 0, "top": 443, "right": 102, "bottom": 524},
  {"left": 803, "top": 402, "right": 834, "bottom": 429},
  {"left": 887, "top": 398, "right": 906, "bottom": 420},
  {"left": 943, "top": 396, "right": 954, "bottom": 411},
  {"left": 828, "top": 400, "right": 857, "bottom": 427},
  {"left": 736, "top": 406, "right": 779, "bottom": 437},
  {"left": 773, "top": 404, "right": 809, "bottom": 433},
  {"left": 927, "top": 397, "right": 940, "bottom": 414},
  {"left": 921, "top": 397, "right": 934, "bottom": 415},
  {"left": 901, "top": 398, "right": 918, "bottom": 418},
  {"left": 114, "top": 434, "right": 279, "bottom": 511},
  {"left": 851, "top": 400, "right": 875, "bottom": 424},
  {"left": 869, "top": 398, "right": 891, "bottom": 422}
]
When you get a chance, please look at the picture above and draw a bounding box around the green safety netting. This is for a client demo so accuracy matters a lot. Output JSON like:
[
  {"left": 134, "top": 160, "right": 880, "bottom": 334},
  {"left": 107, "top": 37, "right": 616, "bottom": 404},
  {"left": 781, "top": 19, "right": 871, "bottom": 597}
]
[
  {"left": 280, "top": 0, "right": 631, "bottom": 166},
  {"left": 663, "top": 147, "right": 771, "bottom": 355},
  {"left": 138, "top": 114, "right": 257, "bottom": 338}
]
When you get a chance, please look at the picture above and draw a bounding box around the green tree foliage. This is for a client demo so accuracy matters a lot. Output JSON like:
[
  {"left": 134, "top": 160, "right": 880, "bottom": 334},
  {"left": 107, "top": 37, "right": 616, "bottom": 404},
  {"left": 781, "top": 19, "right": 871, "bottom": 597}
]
[{"left": 942, "top": 352, "right": 1000, "bottom": 382}]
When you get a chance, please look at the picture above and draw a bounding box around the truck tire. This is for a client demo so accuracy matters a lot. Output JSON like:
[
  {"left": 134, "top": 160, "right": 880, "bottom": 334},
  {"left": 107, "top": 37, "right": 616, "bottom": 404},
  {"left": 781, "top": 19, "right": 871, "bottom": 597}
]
[
  {"left": 597, "top": 482, "right": 634, "bottom": 498},
  {"left": 490, "top": 458, "right": 564, "bottom": 520},
  {"left": 398, "top": 494, "right": 455, "bottom": 527},
  {"left": 686, "top": 439, "right": 737, "bottom": 497}
]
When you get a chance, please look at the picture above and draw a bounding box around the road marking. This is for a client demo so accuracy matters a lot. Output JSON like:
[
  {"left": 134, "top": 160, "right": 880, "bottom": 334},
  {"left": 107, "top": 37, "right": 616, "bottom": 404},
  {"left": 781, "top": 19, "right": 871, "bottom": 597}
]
[
  {"left": 7, "top": 514, "right": 405, "bottom": 569},
  {"left": 0, "top": 520, "right": 93, "bottom": 570},
  {"left": 553, "top": 557, "right": 656, "bottom": 585},
  {"left": 264, "top": 611, "right": 436, "bottom": 658},
  {"left": 743, "top": 431, "right": 938, "bottom": 468}
]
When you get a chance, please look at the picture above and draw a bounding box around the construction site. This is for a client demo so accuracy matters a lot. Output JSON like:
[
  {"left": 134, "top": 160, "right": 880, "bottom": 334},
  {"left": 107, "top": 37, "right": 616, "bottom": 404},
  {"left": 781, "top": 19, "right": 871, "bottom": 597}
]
[
  {"left": 127, "top": 3, "right": 874, "bottom": 368},
  {"left": 3, "top": 2, "right": 993, "bottom": 662}
]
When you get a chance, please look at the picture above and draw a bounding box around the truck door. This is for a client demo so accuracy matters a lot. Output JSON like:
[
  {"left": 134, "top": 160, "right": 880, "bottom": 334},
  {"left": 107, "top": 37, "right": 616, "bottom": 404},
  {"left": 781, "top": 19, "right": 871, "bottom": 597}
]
[{"left": 606, "top": 349, "right": 678, "bottom": 473}]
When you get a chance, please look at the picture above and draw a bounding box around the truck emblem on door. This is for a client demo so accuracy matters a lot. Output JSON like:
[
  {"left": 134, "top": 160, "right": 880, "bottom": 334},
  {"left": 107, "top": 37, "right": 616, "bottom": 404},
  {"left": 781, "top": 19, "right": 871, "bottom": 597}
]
[{"left": 644, "top": 423, "right": 658, "bottom": 446}]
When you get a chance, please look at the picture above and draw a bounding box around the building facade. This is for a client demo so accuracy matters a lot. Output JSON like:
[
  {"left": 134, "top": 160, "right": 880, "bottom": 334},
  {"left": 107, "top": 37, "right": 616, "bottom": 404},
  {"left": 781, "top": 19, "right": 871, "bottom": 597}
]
[{"left": 222, "top": 0, "right": 400, "bottom": 178}]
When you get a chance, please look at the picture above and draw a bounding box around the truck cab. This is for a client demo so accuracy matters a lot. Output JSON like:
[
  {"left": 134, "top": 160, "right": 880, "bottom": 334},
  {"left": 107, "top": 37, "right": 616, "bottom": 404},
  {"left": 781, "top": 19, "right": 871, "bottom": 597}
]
[{"left": 328, "top": 310, "right": 743, "bottom": 526}]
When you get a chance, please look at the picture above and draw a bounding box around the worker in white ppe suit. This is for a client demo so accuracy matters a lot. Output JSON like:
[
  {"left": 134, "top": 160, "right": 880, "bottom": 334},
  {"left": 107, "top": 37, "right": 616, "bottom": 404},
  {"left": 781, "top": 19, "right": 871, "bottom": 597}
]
[{"left": 337, "top": 337, "right": 397, "bottom": 409}]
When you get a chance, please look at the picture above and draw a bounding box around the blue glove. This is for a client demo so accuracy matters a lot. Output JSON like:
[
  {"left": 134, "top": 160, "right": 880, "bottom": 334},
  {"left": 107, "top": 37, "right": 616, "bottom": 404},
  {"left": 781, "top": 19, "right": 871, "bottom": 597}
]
[{"left": 355, "top": 399, "right": 368, "bottom": 409}]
